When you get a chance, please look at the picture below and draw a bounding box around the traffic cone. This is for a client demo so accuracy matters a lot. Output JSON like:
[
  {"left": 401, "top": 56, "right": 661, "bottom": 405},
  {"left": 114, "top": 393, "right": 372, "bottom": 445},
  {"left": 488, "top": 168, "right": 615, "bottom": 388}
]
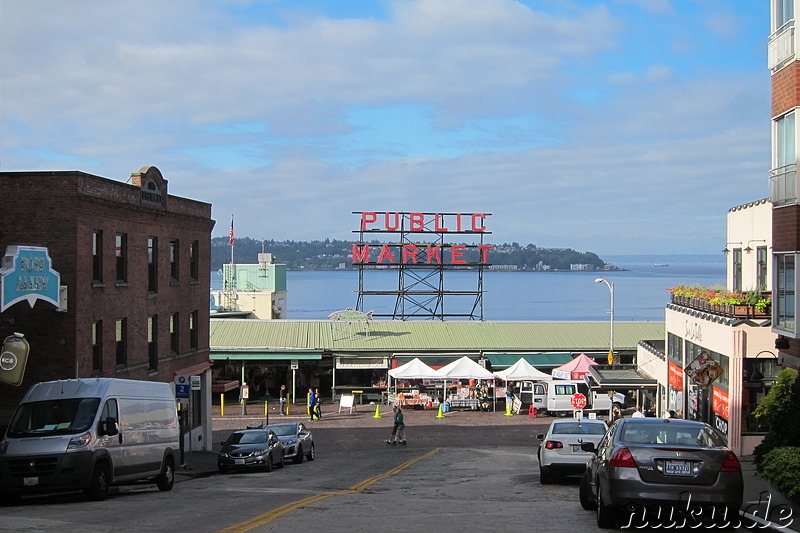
[
  {"left": 528, "top": 405, "right": 537, "bottom": 417},
  {"left": 373, "top": 404, "right": 382, "bottom": 419},
  {"left": 436, "top": 404, "right": 445, "bottom": 419},
  {"left": 505, "top": 402, "right": 513, "bottom": 416}
]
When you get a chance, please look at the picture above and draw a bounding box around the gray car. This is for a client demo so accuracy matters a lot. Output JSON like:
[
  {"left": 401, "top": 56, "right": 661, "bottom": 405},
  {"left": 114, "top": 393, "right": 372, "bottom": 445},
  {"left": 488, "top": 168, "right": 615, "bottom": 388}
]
[
  {"left": 217, "top": 429, "right": 284, "bottom": 473},
  {"left": 579, "top": 418, "right": 743, "bottom": 529},
  {"left": 267, "top": 422, "right": 315, "bottom": 464},
  {"left": 536, "top": 418, "right": 607, "bottom": 484}
]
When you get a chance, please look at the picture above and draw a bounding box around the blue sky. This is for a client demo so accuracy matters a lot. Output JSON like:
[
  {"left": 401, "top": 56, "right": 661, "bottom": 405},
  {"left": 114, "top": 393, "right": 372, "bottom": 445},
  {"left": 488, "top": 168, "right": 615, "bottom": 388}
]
[{"left": 1, "top": 0, "right": 770, "bottom": 256}]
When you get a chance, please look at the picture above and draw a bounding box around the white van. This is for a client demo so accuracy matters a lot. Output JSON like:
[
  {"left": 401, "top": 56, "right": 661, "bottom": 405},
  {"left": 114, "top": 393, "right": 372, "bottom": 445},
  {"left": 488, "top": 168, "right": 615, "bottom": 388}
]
[
  {"left": 520, "top": 380, "right": 626, "bottom": 416},
  {"left": 0, "top": 378, "right": 180, "bottom": 501}
]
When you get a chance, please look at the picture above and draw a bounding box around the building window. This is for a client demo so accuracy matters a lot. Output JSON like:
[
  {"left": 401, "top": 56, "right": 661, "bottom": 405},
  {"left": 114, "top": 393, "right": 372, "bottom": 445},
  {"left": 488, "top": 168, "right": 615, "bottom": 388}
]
[
  {"left": 170, "top": 239, "right": 179, "bottom": 282},
  {"left": 115, "top": 233, "right": 127, "bottom": 283},
  {"left": 757, "top": 246, "right": 769, "bottom": 289},
  {"left": 732, "top": 248, "right": 743, "bottom": 293},
  {"left": 92, "top": 321, "right": 102, "bottom": 373},
  {"left": 92, "top": 230, "right": 103, "bottom": 283},
  {"left": 774, "top": 0, "right": 794, "bottom": 30},
  {"left": 170, "top": 312, "right": 179, "bottom": 354},
  {"left": 148, "top": 237, "right": 158, "bottom": 293},
  {"left": 189, "top": 241, "right": 199, "bottom": 281},
  {"left": 775, "top": 253, "right": 796, "bottom": 333},
  {"left": 771, "top": 111, "right": 796, "bottom": 205},
  {"left": 115, "top": 318, "right": 127, "bottom": 367},
  {"left": 189, "top": 310, "right": 198, "bottom": 350},
  {"left": 148, "top": 316, "right": 158, "bottom": 372}
]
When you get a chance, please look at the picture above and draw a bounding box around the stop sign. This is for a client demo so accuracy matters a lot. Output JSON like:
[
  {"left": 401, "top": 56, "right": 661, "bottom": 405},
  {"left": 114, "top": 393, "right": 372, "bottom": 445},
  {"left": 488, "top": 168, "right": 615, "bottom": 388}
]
[{"left": 570, "top": 393, "right": 587, "bottom": 410}]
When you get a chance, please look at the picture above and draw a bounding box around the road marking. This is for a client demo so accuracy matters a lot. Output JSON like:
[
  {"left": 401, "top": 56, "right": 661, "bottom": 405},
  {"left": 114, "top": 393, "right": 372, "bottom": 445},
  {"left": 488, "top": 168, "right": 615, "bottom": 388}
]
[{"left": 216, "top": 448, "right": 440, "bottom": 533}]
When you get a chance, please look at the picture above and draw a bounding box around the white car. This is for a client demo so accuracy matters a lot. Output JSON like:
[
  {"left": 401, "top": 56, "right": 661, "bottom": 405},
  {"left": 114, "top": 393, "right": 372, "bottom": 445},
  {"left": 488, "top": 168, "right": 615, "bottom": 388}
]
[{"left": 536, "top": 418, "right": 608, "bottom": 484}]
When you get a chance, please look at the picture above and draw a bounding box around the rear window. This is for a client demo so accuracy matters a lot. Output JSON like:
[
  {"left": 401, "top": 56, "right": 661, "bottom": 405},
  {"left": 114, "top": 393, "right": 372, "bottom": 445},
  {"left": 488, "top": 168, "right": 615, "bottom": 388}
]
[
  {"left": 620, "top": 422, "right": 727, "bottom": 447},
  {"left": 551, "top": 422, "right": 606, "bottom": 435}
]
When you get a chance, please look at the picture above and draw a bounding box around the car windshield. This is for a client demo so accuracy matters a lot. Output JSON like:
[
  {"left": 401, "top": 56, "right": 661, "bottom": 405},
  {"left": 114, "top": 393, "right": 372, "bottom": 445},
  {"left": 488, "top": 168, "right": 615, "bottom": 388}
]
[
  {"left": 551, "top": 422, "right": 606, "bottom": 435},
  {"left": 229, "top": 431, "right": 269, "bottom": 444},
  {"left": 7, "top": 398, "right": 100, "bottom": 437},
  {"left": 621, "top": 422, "right": 727, "bottom": 447},
  {"left": 268, "top": 425, "right": 296, "bottom": 437}
]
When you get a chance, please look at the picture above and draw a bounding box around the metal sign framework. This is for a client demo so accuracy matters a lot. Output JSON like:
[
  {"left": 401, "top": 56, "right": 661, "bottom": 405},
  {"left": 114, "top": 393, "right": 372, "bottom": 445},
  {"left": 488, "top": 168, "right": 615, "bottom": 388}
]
[{"left": 353, "top": 212, "right": 491, "bottom": 321}]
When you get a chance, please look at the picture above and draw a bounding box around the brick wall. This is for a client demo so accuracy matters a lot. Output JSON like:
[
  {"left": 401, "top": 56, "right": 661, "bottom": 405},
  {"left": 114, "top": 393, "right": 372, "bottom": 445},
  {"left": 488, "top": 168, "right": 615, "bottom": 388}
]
[{"left": 772, "top": 61, "right": 800, "bottom": 117}]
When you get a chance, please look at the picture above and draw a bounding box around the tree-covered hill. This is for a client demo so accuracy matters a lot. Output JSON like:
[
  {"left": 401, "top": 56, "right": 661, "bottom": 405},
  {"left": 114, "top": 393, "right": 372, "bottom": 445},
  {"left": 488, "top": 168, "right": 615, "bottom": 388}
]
[{"left": 211, "top": 237, "right": 609, "bottom": 272}]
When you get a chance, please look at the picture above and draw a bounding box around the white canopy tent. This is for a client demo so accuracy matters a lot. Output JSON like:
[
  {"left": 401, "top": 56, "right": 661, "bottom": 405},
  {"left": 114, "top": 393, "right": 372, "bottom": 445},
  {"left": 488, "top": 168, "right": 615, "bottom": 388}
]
[
  {"left": 436, "top": 356, "right": 493, "bottom": 380},
  {"left": 493, "top": 358, "right": 553, "bottom": 381},
  {"left": 388, "top": 357, "right": 440, "bottom": 379}
]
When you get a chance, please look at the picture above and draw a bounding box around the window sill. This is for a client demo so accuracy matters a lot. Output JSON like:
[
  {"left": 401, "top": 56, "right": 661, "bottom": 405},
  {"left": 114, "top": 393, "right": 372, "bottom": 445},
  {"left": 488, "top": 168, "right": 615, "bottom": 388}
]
[
  {"left": 92, "top": 281, "right": 105, "bottom": 288},
  {"left": 115, "top": 281, "right": 129, "bottom": 288},
  {"left": 170, "top": 280, "right": 180, "bottom": 287}
]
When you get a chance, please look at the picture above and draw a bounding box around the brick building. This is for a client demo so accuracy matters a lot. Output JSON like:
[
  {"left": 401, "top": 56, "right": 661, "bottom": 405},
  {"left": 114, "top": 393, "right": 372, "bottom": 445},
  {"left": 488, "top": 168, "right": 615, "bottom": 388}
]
[
  {"left": 0, "top": 166, "right": 216, "bottom": 451},
  {"left": 769, "top": 2, "right": 800, "bottom": 371}
]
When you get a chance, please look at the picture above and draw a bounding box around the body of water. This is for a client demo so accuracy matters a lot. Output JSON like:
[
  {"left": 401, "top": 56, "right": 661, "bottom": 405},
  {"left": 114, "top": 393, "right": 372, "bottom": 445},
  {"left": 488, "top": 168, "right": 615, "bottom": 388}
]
[{"left": 212, "top": 254, "right": 725, "bottom": 322}]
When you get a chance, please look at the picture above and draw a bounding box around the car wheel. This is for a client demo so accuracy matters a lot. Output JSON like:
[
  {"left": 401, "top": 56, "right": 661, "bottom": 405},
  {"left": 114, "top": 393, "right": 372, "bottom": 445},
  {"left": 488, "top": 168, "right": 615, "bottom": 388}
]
[
  {"left": 85, "top": 462, "right": 110, "bottom": 501},
  {"left": 596, "top": 481, "right": 619, "bottom": 528},
  {"left": 156, "top": 457, "right": 175, "bottom": 491},
  {"left": 306, "top": 443, "right": 315, "bottom": 461},
  {"left": 265, "top": 453, "right": 274, "bottom": 472},
  {"left": 579, "top": 471, "right": 596, "bottom": 510},
  {"left": 0, "top": 492, "right": 21, "bottom": 506},
  {"left": 293, "top": 445, "right": 304, "bottom": 464},
  {"left": 277, "top": 452, "right": 285, "bottom": 469},
  {"left": 539, "top": 465, "right": 552, "bottom": 485}
]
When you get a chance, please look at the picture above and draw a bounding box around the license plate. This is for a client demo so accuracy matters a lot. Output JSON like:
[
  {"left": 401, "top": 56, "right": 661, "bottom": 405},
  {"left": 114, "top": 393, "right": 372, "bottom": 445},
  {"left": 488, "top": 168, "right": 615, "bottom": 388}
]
[
  {"left": 23, "top": 476, "right": 38, "bottom": 486},
  {"left": 572, "top": 445, "right": 583, "bottom": 452},
  {"left": 664, "top": 460, "right": 692, "bottom": 475},
  {"left": 235, "top": 459, "right": 245, "bottom": 465}
]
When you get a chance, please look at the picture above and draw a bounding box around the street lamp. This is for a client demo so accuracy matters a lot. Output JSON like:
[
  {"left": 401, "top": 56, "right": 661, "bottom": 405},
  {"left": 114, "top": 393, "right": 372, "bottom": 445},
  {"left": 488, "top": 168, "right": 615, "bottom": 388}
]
[{"left": 595, "top": 278, "right": 615, "bottom": 364}]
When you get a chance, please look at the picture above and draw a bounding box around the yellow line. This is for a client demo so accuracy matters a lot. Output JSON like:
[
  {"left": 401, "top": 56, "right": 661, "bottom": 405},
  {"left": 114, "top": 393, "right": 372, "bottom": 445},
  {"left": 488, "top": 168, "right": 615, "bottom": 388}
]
[{"left": 217, "top": 448, "right": 441, "bottom": 533}]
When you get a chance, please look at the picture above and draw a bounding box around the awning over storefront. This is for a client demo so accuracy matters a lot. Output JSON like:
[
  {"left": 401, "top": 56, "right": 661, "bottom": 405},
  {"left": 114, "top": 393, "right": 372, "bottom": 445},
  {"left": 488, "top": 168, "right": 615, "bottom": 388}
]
[
  {"left": 585, "top": 364, "right": 658, "bottom": 390},
  {"left": 485, "top": 352, "right": 574, "bottom": 370},
  {"left": 393, "top": 353, "right": 480, "bottom": 369},
  {"left": 210, "top": 350, "right": 323, "bottom": 361},
  {"left": 335, "top": 356, "right": 389, "bottom": 369}
]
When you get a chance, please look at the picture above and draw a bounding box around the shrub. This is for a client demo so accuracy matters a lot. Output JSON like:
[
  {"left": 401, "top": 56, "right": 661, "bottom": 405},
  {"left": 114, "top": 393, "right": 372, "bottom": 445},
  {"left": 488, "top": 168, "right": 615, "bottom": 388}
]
[
  {"left": 753, "top": 368, "right": 800, "bottom": 470},
  {"left": 759, "top": 447, "right": 800, "bottom": 501}
]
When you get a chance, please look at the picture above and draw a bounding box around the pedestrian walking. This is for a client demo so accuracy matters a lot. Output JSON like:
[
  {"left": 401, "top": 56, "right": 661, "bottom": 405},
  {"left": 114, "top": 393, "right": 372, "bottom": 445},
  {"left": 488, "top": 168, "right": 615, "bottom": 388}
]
[
  {"left": 314, "top": 388, "right": 323, "bottom": 419},
  {"left": 279, "top": 384, "right": 288, "bottom": 416},
  {"left": 308, "top": 388, "right": 317, "bottom": 420},
  {"left": 385, "top": 405, "right": 406, "bottom": 445}
]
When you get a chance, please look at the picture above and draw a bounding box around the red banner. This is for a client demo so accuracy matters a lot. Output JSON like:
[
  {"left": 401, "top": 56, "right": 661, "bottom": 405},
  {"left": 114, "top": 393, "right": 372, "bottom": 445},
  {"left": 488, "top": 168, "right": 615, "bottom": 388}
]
[
  {"left": 668, "top": 361, "right": 684, "bottom": 391},
  {"left": 712, "top": 386, "right": 729, "bottom": 420}
]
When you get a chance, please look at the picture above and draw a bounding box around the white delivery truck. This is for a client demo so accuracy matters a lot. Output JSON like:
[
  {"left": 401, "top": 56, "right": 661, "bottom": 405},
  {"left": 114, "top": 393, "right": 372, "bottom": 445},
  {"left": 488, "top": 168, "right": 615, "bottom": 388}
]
[
  {"left": 519, "top": 380, "right": 626, "bottom": 417},
  {"left": 0, "top": 378, "right": 180, "bottom": 501}
]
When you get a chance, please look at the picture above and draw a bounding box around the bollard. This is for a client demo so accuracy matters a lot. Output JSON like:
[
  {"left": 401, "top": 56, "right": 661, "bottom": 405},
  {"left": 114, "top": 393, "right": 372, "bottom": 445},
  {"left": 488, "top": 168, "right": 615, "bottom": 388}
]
[{"left": 220, "top": 394, "right": 225, "bottom": 417}]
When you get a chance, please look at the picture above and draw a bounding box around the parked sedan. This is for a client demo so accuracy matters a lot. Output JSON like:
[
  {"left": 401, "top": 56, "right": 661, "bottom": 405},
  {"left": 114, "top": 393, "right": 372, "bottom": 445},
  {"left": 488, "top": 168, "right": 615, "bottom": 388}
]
[
  {"left": 579, "top": 418, "right": 743, "bottom": 528},
  {"left": 267, "top": 422, "right": 315, "bottom": 464},
  {"left": 536, "top": 418, "right": 607, "bottom": 484},
  {"left": 217, "top": 429, "right": 284, "bottom": 473}
]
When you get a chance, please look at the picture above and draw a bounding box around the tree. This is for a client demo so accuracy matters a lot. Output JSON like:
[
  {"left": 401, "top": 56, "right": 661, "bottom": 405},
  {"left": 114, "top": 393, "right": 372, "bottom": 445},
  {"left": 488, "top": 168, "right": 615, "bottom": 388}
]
[{"left": 753, "top": 368, "right": 800, "bottom": 469}]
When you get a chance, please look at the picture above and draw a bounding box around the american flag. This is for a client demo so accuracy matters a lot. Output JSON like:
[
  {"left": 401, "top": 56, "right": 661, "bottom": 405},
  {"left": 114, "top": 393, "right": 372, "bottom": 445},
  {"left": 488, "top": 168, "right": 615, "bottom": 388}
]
[{"left": 228, "top": 216, "right": 235, "bottom": 246}]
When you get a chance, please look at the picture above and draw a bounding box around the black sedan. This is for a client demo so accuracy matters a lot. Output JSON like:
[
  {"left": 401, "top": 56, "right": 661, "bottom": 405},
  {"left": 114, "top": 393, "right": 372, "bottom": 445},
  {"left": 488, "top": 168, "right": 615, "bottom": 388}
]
[
  {"left": 217, "top": 429, "right": 284, "bottom": 473},
  {"left": 579, "top": 418, "right": 743, "bottom": 528}
]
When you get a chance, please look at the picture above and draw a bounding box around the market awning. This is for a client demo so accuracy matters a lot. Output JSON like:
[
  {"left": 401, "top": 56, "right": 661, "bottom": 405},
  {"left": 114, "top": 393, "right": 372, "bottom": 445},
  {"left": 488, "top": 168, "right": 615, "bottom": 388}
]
[
  {"left": 210, "top": 350, "right": 323, "bottom": 361},
  {"left": 393, "top": 353, "right": 480, "bottom": 369},
  {"left": 335, "top": 356, "right": 389, "bottom": 369},
  {"left": 485, "top": 353, "right": 574, "bottom": 370},
  {"left": 585, "top": 364, "right": 658, "bottom": 390}
]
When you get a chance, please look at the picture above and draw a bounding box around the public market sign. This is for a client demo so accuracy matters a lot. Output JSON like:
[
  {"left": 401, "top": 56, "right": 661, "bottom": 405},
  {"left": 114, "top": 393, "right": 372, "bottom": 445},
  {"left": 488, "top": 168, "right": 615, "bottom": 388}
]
[
  {"left": 0, "top": 246, "right": 61, "bottom": 312},
  {"left": 352, "top": 212, "right": 492, "bottom": 265}
]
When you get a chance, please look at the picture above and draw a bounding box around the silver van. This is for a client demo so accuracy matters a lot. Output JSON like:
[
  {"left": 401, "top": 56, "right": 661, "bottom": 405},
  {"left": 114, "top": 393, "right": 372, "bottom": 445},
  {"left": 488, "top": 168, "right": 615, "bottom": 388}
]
[{"left": 0, "top": 378, "right": 180, "bottom": 501}]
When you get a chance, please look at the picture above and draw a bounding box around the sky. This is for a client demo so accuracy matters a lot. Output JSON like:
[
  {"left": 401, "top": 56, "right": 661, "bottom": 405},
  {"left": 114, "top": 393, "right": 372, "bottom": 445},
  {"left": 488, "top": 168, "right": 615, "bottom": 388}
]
[{"left": 0, "top": 0, "right": 771, "bottom": 256}]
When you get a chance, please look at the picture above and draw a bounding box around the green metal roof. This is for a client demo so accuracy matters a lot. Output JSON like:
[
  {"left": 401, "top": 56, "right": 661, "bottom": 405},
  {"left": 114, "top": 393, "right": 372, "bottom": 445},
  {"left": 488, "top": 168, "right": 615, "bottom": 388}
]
[
  {"left": 212, "top": 350, "right": 322, "bottom": 361},
  {"left": 210, "top": 319, "right": 664, "bottom": 354}
]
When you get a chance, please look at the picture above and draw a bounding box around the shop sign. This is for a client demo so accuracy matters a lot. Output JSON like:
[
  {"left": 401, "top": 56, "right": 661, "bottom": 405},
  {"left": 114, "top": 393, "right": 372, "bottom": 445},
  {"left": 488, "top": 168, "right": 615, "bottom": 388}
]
[
  {"left": 668, "top": 361, "right": 684, "bottom": 391},
  {"left": 684, "top": 351, "right": 723, "bottom": 388},
  {"left": 712, "top": 386, "right": 729, "bottom": 420},
  {"left": 0, "top": 246, "right": 61, "bottom": 312}
]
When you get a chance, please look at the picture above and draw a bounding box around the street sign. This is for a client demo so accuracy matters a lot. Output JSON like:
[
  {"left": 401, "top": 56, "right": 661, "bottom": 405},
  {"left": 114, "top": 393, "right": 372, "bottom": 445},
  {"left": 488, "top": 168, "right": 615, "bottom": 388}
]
[
  {"left": 175, "top": 383, "right": 190, "bottom": 398},
  {"left": 570, "top": 392, "right": 587, "bottom": 410},
  {"left": 190, "top": 375, "right": 201, "bottom": 390},
  {"left": 291, "top": 359, "right": 299, "bottom": 370}
]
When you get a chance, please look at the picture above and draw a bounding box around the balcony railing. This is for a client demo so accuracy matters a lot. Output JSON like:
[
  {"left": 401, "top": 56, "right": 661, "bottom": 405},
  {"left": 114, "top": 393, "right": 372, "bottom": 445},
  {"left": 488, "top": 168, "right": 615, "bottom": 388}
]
[
  {"left": 670, "top": 294, "right": 772, "bottom": 320},
  {"left": 769, "top": 21, "right": 795, "bottom": 71},
  {"left": 770, "top": 164, "right": 797, "bottom": 206}
]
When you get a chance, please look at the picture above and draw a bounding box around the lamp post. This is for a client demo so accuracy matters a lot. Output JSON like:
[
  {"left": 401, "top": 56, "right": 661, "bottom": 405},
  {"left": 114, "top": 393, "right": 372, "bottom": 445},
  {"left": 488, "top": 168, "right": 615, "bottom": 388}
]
[{"left": 595, "top": 278, "right": 615, "bottom": 364}]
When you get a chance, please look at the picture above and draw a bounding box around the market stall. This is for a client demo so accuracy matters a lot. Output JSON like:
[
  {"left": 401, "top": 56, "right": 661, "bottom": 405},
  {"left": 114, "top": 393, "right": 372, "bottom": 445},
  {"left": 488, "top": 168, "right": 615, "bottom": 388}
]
[
  {"left": 493, "top": 357, "right": 553, "bottom": 412},
  {"left": 387, "top": 358, "right": 440, "bottom": 407},
  {"left": 436, "top": 356, "right": 494, "bottom": 411}
]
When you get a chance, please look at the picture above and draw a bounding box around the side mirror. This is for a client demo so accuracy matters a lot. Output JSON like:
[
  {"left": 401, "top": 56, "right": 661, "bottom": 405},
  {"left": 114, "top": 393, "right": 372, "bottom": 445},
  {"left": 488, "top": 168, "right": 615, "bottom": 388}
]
[
  {"left": 580, "top": 442, "right": 596, "bottom": 453},
  {"left": 101, "top": 416, "right": 118, "bottom": 436},
  {"left": 535, "top": 433, "right": 544, "bottom": 440}
]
